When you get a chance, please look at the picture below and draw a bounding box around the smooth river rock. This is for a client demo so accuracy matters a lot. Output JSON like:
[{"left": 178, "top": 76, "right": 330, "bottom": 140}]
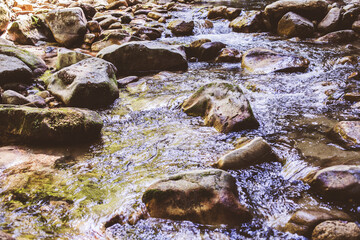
[
  {"left": 182, "top": 81, "right": 259, "bottom": 133},
  {"left": 312, "top": 220, "right": 360, "bottom": 240},
  {"left": 331, "top": 121, "right": 360, "bottom": 149},
  {"left": 97, "top": 41, "right": 188, "bottom": 74},
  {"left": 315, "top": 30, "right": 357, "bottom": 44},
  {"left": 167, "top": 19, "right": 194, "bottom": 36},
  {"left": 45, "top": 58, "right": 119, "bottom": 108},
  {"left": 277, "top": 12, "right": 314, "bottom": 38},
  {"left": 215, "top": 137, "right": 278, "bottom": 169},
  {"left": 284, "top": 208, "right": 353, "bottom": 237},
  {"left": 142, "top": 169, "right": 252, "bottom": 225},
  {"left": 308, "top": 165, "right": 360, "bottom": 201},
  {"left": 45, "top": 7, "right": 87, "bottom": 47},
  {"left": 229, "top": 11, "right": 265, "bottom": 33},
  {"left": 317, "top": 7, "right": 341, "bottom": 34},
  {"left": 242, "top": 48, "right": 309, "bottom": 74},
  {"left": 0, "top": 105, "right": 103, "bottom": 144}
]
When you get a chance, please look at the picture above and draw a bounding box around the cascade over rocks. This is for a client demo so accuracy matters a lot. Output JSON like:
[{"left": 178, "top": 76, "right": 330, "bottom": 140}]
[
  {"left": 97, "top": 41, "right": 188, "bottom": 74},
  {"left": 45, "top": 57, "right": 119, "bottom": 108},
  {"left": 142, "top": 169, "right": 252, "bottom": 225},
  {"left": 242, "top": 48, "right": 309, "bottom": 74},
  {"left": 0, "top": 105, "right": 103, "bottom": 144},
  {"left": 182, "top": 81, "right": 259, "bottom": 133}
]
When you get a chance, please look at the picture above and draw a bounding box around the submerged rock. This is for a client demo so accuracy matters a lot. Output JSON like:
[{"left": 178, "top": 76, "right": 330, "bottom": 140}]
[
  {"left": 312, "top": 220, "right": 360, "bottom": 240},
  {"left": 229, "top": 11, "right": 265, "bottom": 33},
  {"left": 284, "top": 208, "right": 353, "bottom": 237},
  {"left": 277, "top": 12, "right": 314, "bottom": 38},
  {"left": 45, "top": 8, "right": 87, "bottom": 47},
  {"left": 307, "top": 165, "right": 360, "bottom": 201},
  {"left": 45, "top": 58, "right": 119, "bottom": 108},
  {"left": 167, "top": 19, "right": 194, "bottom": 36},
  {"left": 242, "top": 48, "right": 309, "bottom": 74},
  {"left": 142, "top": 169, "right": 251, "bottom": 225},
  {"left": 0, "top": 44, "right": 47, "bottom": 77},
  {"left": 331, "top": 121, "right": 360, "bottom": 149},
  {"left": 0, "top": 105, "right": 103, "bottom": 144},
  {"left": 315, "top": 30, "right": 357, "bottom": 44},
  {"left": 215, "top": 137, "right": 277, "bottom": 169},
  {"left": 97, "top": 41, "right": 188, "bottom": 74},
  {"left": 182, "top": 81, "right": 259, "bottom": 133}
]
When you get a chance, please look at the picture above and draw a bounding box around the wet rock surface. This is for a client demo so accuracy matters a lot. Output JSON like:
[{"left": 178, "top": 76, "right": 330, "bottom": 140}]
[
  {"left": 331, "top": 121, "right": 360, "bottom": 149},
  {"left": 182, "top": 81, "right": 258, "bottom": 133},
  {"left": 312, "top": 220, "right": 360, "bottom": 240},
  {"left": 142, "top": 169, "right": 252, "bottom": 225}
]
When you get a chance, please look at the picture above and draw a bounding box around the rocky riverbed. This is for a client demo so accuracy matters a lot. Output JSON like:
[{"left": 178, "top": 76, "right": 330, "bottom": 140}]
[{"left": 0, "top": 0, "right": 360, "bottom": 239}]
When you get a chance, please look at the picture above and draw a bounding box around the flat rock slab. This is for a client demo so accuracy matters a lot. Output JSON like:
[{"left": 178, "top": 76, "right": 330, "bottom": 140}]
[
  {"left": 0, "top": 105, "right": 103, "bottom": 144},
  {"left": 96, "top": 41, "right": 188, "bottom": 74},
  {"left": 142, "top": 169, "right": 251, "bottom": 225},
  {"left": 307, "top": 165, "right": 360, "bottom": 200},
  {"left": 242, "top": 48, "right": 309, "bottom": 74},
  {"left": 182, "top": 81, "right": 259, "bottom": 133}
]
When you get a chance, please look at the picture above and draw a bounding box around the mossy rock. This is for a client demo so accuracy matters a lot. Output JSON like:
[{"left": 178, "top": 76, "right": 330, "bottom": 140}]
[{"left": 0, "top": 104, "right": 103, "bottom": 144}]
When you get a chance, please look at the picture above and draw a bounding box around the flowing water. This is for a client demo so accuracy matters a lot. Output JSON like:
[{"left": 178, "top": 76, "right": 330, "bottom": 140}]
[{"left": 1, "top": 1, "right": 360, "bottom": 239}]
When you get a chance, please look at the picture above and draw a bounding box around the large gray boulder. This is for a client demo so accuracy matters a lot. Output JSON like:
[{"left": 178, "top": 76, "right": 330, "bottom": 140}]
[
  {"left": 97, "top": 41, "right": 188, "bottom": 74},
  {"left": 142, "top": 169, "right": 251, "bottom": 225},
  {"left": 0, "top": 104, "right": 103, "bottom": 144},
  {"left": 45, "top": 8, "right": 87, "bottom": 47},
  {"left": 0, "top": 54, "right": 33, "bottom": 85},
  {"left": 284, "top": 208, "right": 353, "bottom": 237},
  {"left": 0, "top": 45, "right": 47, "bottom": 77},
  {"left": 264, "top": 0, "right": 329, "bottom": 24},
  {"left": 215, "top": 137, "right": 277, "bottom": 169},
  {"left": 277, "top": 12, "right": 314, "bottom": 38},
  {"left": 45, "top": 58, "right": 119, "bottom": 108},
  {"left": 307, "top": 165, "right": 360, "bottom": 201},
  {"left": 182, "top": 82, "right": 259, "bottom": 133},
  {"left": 242, "top": 48, "right": 309, "bottom": 74}
]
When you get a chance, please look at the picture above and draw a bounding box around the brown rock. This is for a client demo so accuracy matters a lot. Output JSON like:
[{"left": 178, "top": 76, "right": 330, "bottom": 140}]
[
  {"left": 331, "top": 121, "right": 360, "bottom": 149},
  {"left": 312, "top": 220, "right": 360, "bottom": 240},
  {"left": 215, "top": 48, "right": 241, "bottom": 63},
  {"left": 318, "top": 7, "right": 341, "bottom": 33},
  {"left": 167, "top": 19, "right": 194, "bottom": 36},
  {"left": 230, "top": 11, "right": 265, "bottom": 33},
  {"left": 277, "top": 12, "right": 314, "bottom": 38}
]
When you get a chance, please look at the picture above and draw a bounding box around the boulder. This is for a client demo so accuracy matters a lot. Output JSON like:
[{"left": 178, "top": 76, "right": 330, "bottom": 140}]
[
  {"left": 167, "top": 20, "right": 194, "bottom": 36},
  {"left": 264, "top": 0, "right": 329, "bottom": 24},
  {"left": 208, "top": 6, "right": 227, "bottom": 19},
  {"left": 312, "top": 220, "right": 360, "bottom": 240},
  {"left": 45, "top": 8, "right": 87, "bottom": 47},
  {"left": 97, "top": 41, "right": 188, "bottom": 74},
  {"left": 315, "top": 30, "right": 357, "bottom": 44},
  {"left": 215, "top": 48, "right": 241, "bottom": 63},
  {"left": 91, "top": 34, "right": 129, "bottom": 52},
  {"left": 229, "top": 11, "right": 265, "bottom": 33},
  {"left": 187, "top": 38, "right": 211, "bottom": 58},
  {"left": 226, "top": 7, "right": 241, "bottom": 20},
  {"left": 342, "top": 4, "right": 360, "bottom": 28},
  {"left": 1, "top": 90, "right": 30, "bottom": 105},
  {"left": 331, "top": 121, "right": 360, "bottom": 149},
  {"left": 99, "top": 16, "right": 118, "bottom": 30},
  {"left": 0, "top": 54, "right": 33, "bottom": 85},
  {"left": 284, "top": 208, "right": 353, "bottom": 237},
  {"left": 55, "top": 48, "right": 92, "bottom": 70},
  {"left": 242, "top": 48, "right": 309, "bottom": 74},
  {"left": 133, "top": 27, "right": 162, "bottom": 40},
  {"left": 0, "top": 44, "right": 47, "bottom": 77},
  {"left": 307, "top": 165, "right": 360, "bottom": 200},
  {"left": 0, "top": 3, "right": 10, "bottom": 35},
  {"left": 199, "top": 42, "right": 226, "bottom": 61},
  {"left": 7, "top": 16, "right": 49, "bottom": 45},
  {"left": 182, "top": 81, "right": 259, "bottom": 133},
  {"left": 215, "top": 137, "right": 277, "bottom": 169},
  {"left": 318, "top": 7, "right": 341, "bottom": 34},
  {"left": 0, "top": 105, "right": 103, "bottom": 144},
  {"left": 45, "top": 58, "right": 119, "bottom": 108},
  {"left": 142, "top": 169, "right": 252, "bottom": 225},
  {"left": 277, "top": 12, "right": 314, "bottom": 38}
]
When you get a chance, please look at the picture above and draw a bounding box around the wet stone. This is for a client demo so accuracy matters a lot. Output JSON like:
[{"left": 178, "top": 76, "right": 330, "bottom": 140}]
[
  {"left": 331, "top": 121, "right": 360, "bottom": 149},
  {"left": 277, "top": 12, "right": 314, "bottom": 38},
  {"left": 312, "top": 220, "right": 360, "bottom": 240}
]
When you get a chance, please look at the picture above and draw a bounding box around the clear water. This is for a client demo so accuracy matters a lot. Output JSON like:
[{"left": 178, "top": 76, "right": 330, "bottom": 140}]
[{"left": 1, "top": 1, "right": 360, "bottom": 239}]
